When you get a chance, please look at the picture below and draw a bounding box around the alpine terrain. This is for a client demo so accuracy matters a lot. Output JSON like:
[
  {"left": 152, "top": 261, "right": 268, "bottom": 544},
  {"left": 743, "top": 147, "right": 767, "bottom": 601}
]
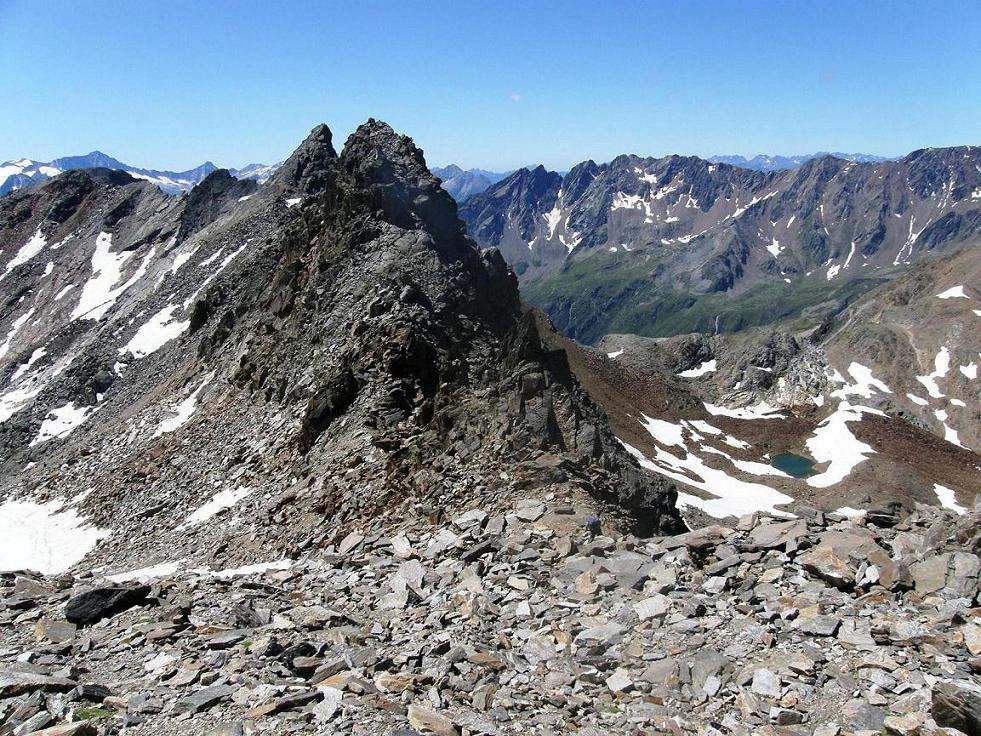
[
  {"left": 0, "top": 122, "right": 978, "bottom": 736},
  {"left": 460, "top": 148, "right": 981, "bottom": 341}
]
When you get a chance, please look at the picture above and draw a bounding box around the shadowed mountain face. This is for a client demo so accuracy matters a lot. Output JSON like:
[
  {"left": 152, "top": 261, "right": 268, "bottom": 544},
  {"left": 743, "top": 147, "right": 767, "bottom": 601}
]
[
  {"left": 460, "top": 147, "right": 981, "bottom": 343},
  {"left": 0, "top": 120, "right": 682, "bottom": 578}
]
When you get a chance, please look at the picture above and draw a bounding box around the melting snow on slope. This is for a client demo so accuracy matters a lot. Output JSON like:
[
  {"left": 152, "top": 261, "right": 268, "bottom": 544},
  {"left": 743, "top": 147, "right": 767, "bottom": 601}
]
[
  {"left": 607, "top": 350, "right": 624, "bottom": 359},
  {"left": 766, "top": 239, "right": 783, "bottom": 258},
  {"left": 915, "top": 347, "right": 951, "bottom": 399},
  {"left": 936, "top": 286, "right": 968, "bottom": 300},
  {"left": 0, "top": 352, "right": 77, "bottom": 425},
  {"left": 1, "top": 229, "right": 47, "bottom": 281},
  {"left": 806, "top": 402, "right": 882, "bottom": 489},
  {"left": 0, "top": 498, "right": 109, "bottom": 574},
  {"left": 830, "top": 362, "right": 892, "bottom": 400},
  {"left": 30, "top": 401, "right": 97, "bottom": 446},
  {"left": 108, "top": 560, "right": 183, "bottom": 583},
  {"left": 933, "top": 484, "right": 967, "bottom": 515},
  {"left": 704, "top": 402, "right": 784, "bottom": 420},
  {"left": 544, "top": 202, "right": 563, "bottom": 239},
  {"left": 960, "top": 362, "right": 977, "bottom": 380},
  {"left": 71, "top": 232, "right": 156, "bottom": 321},
  {"left": 121, "top": 304, "right": 190, "bottom": 359},
  {"left": 620, "top": 436, "right": 793, "bottom": 519},
  {"left": 0, "top": 307, "right": 36, "bottom": 359},
  {"left": 10, "top": 347, "right": 46, "bottom": 382},
  {"left": 154, "top": 373, "right": 213, "bottom": 437},
  {"left": 181, "top": 486, "right": 251, "bottom": 527},
  {"left": 678, "top": 359, "right": 717, "bottom": 378}
]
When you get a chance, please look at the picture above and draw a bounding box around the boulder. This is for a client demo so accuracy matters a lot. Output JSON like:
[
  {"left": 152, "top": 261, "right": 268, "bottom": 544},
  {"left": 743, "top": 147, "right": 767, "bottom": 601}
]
[{"left": 64, "top": 585, "right": 151, "bottom": 626}]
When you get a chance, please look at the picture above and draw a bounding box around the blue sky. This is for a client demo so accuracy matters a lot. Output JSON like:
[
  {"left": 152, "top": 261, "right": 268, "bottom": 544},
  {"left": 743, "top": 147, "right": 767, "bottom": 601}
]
[{"left": 2, "top": 1, "right": 979, "bottom": 171}]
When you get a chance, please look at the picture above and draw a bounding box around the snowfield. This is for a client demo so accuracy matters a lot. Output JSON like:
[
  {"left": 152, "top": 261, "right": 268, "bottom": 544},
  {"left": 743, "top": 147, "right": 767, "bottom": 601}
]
[{"left": 805, "top": 402, "right": 882, "bottom": 489}]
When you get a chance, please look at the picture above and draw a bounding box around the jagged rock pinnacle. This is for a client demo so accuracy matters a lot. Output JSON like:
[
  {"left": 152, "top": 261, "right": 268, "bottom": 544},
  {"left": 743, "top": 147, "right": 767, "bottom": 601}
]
[
  {"left": 340, "top": 118, "right": 463, "bottom": 246},
  {"left": 272, "top": 123, "right": 338, "bottom": 196}
]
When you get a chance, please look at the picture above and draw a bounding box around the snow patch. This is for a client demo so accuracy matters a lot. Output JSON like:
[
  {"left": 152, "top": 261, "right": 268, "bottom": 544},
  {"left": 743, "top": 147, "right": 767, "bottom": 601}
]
[
  {"left": 620, "top": 438, "right": 793, "bottom": 519},
  {"left": 30, "top": 401, "right": 97, "bottom": 446},
  {"left": 906, "top": 393, "right": 929, "bottom": 406},
  {"left": 0, "top": 498, "right": 109, "bottom": 574},
  {"left": 71, "top": 233, "right": 156, "bottom": 321},
  {"left": 806, "top": 402, "right": 881, "bottom": 488},
  {"left": 544, "top": 201, "right": 563, "bottom": 239},
  {"left": 830, "top": 362, "right": 892, "bottom": 400},
  {"left": 934, "top": 484, "right": 966, "bottom": 515},
  {"left": 915, "top": 347, "right": 951, "bottom": 399},
  {"left": 154, "top": 373, "right": 213, "bottom": 437},
  {"left": 1, "top": 230, "right": 47, "bottom": 281},
  {"left": 108, "top": 560, "right": 183, "bottom": 583},
  {"left": 120, "top": 304, "right": 190, "bottom": 359},
  {"left": 181, "top": 486, "right": 251, "bottom": 527},
  {"left": 678, "top": 359, "right": 717, "bottom": 378},
  {"left": 0, "top": 307, "right": 36, "bottom": 360},
  {"left": 936, "top": 285, "right": 968, "bottom": 300},
  {"left": 640, "top": 415, "right": 685, "bottom": 448},
  {"left": 703, "top": 402, "right": 785, "bottom": 420}
]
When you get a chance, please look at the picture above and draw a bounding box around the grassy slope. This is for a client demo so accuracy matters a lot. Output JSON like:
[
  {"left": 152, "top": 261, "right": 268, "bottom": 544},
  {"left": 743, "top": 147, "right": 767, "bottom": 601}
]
[{"left": 524, "top": 250, "right": 888, "bottom": 343}]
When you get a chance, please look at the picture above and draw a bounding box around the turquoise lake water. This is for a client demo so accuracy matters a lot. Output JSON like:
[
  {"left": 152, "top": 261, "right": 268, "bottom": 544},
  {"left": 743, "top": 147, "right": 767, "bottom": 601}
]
[{"left": 771, "top": 452, "right": 816, "bottom": 478}]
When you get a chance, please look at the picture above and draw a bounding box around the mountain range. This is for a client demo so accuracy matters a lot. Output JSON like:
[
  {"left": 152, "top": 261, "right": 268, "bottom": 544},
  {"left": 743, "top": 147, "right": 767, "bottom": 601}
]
[
  {"left": 0, "top": 152, "right": 280, "bottom": 196},
  {"left": 460, "top": 147, "right": 981, "bottom": 342},
  {"left": 707, "top": 152, "right": 892, "bottom": 171}
]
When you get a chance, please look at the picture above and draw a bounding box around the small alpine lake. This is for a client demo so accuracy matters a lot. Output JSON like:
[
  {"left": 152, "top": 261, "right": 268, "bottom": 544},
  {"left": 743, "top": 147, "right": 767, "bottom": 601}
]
[{"left": 771, "top": 452, "right": 816, "bottom": 478}]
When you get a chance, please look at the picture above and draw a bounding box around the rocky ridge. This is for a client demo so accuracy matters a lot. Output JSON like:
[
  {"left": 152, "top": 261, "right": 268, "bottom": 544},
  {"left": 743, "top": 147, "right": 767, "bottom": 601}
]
[
  {"left": 2, "top": 498, "right": 980, "bottom": 735},
  {"left": 0, "top": 120, "right": 679, "bottom": 578}
]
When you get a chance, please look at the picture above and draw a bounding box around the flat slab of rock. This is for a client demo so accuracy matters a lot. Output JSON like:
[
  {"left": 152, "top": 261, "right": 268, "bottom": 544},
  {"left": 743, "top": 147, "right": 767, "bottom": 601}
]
[
  {"left": 0, "top": 669, "right": 77, "bottom": 698},
  {"left": 932, "top": 679, "right": 981, "bottom": 735},
  {"left": 21, "top": 724, "right": 98, "bottom": 736},
  {"left": 175, "top": 684, "right": 237, "bottom": 714},
  {"left": 407, "top": 704, "right": 459, "bottom": 735}
]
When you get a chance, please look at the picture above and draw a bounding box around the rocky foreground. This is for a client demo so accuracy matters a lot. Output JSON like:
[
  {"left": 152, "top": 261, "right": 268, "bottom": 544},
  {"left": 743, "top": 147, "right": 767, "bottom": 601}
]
[{"left": 3, "top": 498, "right": 981, "bottom": 736}]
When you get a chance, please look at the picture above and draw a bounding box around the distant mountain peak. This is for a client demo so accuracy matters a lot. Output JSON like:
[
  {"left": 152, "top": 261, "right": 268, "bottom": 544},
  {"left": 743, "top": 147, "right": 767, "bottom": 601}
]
[
  {"left": 707, "top": 151, "right": 891, "bottom": 172},
  {"left": 430, "top": 164, "right": 512, "bottom": 202}
]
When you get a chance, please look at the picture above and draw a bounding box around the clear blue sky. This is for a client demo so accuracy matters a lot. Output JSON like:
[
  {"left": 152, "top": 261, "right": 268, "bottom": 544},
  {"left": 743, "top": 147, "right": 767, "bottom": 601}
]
[{"left": 2, "top": 0, "right": 979, "bottom": 171}]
